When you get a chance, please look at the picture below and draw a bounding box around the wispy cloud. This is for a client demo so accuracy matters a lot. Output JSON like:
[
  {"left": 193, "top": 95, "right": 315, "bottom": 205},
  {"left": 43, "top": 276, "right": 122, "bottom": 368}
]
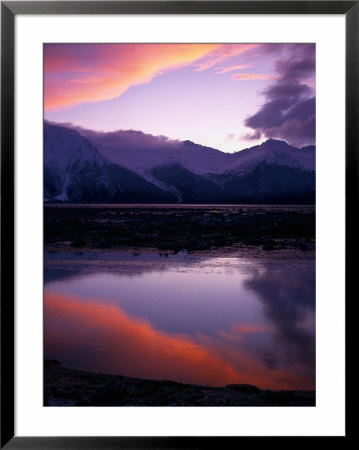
[
  {"left": 193, "top": 44, "right": 259, "bottom": 72},
  {"left": 215, "top": 64, "right": 251, "bottom": 75},
  {"left": 231, "top": 73, "right": 279, "bottom": 81}
]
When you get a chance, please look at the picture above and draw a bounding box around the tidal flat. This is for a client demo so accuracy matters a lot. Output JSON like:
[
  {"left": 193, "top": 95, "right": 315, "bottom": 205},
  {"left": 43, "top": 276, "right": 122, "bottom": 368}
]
[{"left": 44, "top": 204, "right": 315, "bottom": 256}]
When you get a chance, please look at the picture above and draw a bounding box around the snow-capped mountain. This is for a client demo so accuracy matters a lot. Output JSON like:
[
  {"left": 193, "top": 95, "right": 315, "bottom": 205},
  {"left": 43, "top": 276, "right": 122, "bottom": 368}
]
[
  {"left": 71, "top": 127, "right": 233, "bottom": 176},
  {"left": 72, "top": 126, "right": 314, "bottom": 176},
  {"left": 225, "top": 139, "right": 315, "bottom": 174},
  {"left": 44, "top": 122, "right": 105, "bottom": 170},
  {"left": 44, "top": 122, "right": 315, "bottom": 204},
  {"left": 44, "top": 123, "right": 176, "bottom": 203}
]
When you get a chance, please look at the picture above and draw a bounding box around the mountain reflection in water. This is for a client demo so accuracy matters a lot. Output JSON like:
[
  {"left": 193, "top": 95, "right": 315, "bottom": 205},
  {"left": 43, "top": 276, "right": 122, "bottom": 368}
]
[{"left": 44, "top": 253, "right": 315, "bottom": 390}]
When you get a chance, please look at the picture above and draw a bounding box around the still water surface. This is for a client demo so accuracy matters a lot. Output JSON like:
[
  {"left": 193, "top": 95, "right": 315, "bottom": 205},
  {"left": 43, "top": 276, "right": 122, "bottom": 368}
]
[{"left": 44, "top": 252, "right": 315, "bottom": 389}]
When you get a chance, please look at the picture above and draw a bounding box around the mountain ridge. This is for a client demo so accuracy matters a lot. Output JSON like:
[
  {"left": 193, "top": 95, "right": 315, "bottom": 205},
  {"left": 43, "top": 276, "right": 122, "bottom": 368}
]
[{"left": 44, "top": 121, "right": 315, "bottom": 204}]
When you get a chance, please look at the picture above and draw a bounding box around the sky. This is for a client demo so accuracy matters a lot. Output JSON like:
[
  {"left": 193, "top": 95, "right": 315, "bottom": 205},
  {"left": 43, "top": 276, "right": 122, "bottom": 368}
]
[{"left": 44, "top": 43, "right": 315, "bottom": 153}]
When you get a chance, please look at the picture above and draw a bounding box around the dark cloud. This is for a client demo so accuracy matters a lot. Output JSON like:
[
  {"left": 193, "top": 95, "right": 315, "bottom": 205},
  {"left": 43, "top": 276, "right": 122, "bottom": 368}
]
[
  {"left": 265, "top": 115, "right": 316, "bottom": 147},
  {"left": 82, "top": 129, "right": 182, "bottom": 152},
  {"left": 244, "top": 44, "right": 315, "bottom": 147},
  {"left": 52, "top": 122, "right": 182, "bottom": 152}
]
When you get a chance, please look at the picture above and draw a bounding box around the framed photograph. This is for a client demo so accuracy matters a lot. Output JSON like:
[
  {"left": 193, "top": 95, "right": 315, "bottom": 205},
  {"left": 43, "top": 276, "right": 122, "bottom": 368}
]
[{"left": 1, "top": 1, "right": 355, "bottom": 446}]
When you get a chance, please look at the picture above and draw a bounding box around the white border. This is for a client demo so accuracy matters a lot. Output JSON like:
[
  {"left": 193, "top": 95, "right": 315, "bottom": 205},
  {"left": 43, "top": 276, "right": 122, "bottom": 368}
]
[{"left": 15, "top": 14, "right": 345, "bottom": 436}]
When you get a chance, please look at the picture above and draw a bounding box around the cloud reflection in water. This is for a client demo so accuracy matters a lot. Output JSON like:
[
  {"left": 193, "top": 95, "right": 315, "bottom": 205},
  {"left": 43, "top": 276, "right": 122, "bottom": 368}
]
[{"left": 44, "top": 255, "right": 315, "bottom": 389}]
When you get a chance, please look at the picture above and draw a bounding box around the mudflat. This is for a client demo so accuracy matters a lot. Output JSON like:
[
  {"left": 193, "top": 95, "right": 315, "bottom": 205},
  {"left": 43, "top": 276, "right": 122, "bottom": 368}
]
[{"left": 44, "top": 205, "right": 315, "bottom": 256}]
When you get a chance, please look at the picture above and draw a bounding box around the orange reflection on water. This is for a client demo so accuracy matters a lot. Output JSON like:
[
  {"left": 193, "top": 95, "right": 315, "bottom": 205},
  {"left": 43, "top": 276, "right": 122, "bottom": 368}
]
[
  {"left": 231, "top": 324, "right": 267, "bottom": 334},
  {"left": 44, "top": 292, "right": 314, "bottom": 389}
]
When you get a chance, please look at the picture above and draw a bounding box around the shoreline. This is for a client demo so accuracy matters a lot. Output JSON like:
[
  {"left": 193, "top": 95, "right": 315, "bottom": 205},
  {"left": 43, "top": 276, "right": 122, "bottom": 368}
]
[
  {"left": 44, "top": 243, "right": 315, "bottom": 261},
  {"left": 45, "top": 203, "right": 316, "bottom": 209},
  {"left": 44, "top": 360, "right": 315, "bottom": 407}
]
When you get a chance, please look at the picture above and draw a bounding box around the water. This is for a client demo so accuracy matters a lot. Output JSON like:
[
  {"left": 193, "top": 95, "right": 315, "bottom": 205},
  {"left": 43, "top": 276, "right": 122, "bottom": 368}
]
[{"left": 44, "top": 252, "right": 315, "bottom": 390}]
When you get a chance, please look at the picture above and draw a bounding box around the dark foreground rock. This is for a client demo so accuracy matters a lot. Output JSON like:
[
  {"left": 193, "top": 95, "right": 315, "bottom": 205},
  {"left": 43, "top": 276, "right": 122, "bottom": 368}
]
[{"left": 44, "top": 360, "right": 315, "bottom": 407}]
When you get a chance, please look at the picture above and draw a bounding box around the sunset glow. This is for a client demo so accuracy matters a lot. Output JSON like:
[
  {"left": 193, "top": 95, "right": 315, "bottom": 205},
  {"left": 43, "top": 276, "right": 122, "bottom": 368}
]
[{"left": 44, "top": 43, "right": 315, "bottom": 151}]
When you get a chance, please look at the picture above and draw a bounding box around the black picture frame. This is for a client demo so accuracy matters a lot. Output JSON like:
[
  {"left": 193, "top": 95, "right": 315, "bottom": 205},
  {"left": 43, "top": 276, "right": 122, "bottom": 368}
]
[{"left": 1, "top": 1, "right": 356, "bottom": 447}]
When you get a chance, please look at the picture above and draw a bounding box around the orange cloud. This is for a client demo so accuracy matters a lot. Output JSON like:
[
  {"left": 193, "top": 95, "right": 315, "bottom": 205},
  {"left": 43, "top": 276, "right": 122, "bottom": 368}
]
[
  {"left": 44, "top": 44, "right": 221, "bottom": 111},
  {"left": 193, "top": 43, "right": 259, "bottom": 72},
  {"left": 231, "top": 72, "right": 279, "bottom": 81},
  {"left": 215, "top": 64, "right": 251, "bottom": 75}
]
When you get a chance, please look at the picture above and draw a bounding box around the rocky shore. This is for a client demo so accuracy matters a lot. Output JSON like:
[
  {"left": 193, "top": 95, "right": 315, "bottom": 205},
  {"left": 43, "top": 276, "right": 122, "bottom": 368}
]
[
  {"left": 44, "top": 360, "right": 315, "bottom": 407},
  {"left": 44, "top": 205, "right": 315, "bottom": 255}
]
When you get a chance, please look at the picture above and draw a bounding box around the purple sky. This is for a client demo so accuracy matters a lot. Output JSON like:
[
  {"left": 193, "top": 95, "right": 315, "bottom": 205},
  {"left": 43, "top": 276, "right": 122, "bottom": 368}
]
[{"left": 44, "top": 43, "right": 315, "bottom": 152}]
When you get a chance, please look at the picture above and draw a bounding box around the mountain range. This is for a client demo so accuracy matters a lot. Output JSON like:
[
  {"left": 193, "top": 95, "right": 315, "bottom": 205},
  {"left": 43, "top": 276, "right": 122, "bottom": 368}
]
[{"left": 44, "top": 122, "right": 315, "bottom": 204}]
